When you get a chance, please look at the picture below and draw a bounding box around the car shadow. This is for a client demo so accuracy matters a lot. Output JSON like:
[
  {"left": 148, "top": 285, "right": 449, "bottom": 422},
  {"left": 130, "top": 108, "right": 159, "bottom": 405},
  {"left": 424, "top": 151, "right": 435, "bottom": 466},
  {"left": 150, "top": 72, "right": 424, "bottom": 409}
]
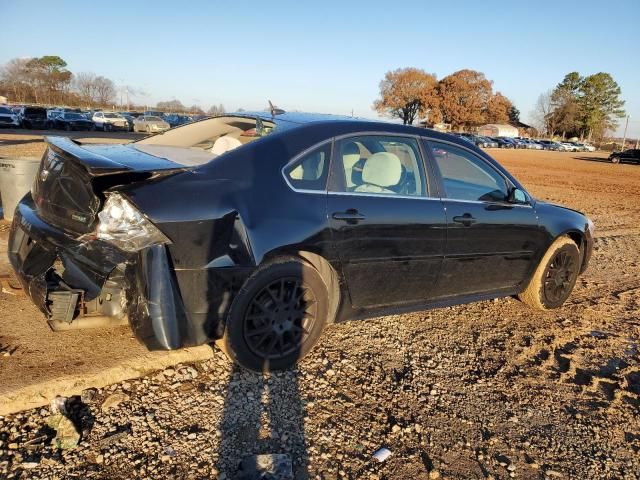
[
  {"left": 215, "top": 364, "right": 309, "bottom": 479},
  {"left": 571, "top": 155, "right": 613, "bottom": 164}
]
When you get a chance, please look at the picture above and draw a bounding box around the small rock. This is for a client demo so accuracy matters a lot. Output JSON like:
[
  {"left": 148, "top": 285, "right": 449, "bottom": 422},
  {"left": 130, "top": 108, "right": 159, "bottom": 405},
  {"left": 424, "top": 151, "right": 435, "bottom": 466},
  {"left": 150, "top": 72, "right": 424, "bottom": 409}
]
[
  {"left": 48, "top": 414, "right": 80, "bottom": 449},
  {"left": 429, "top": 470, "right": 440, "bottom": 479},
  {"left": 95, "top": 454, "right": 104, "bottom": 464},
  {"left": 81, "top": 388, "right": 98, "bottom": 404},
  {"left": 20, "top": 462, "right": 39, "bottom": 469},
  {"left": 187, "top": 433, "right": 197, "bottom": 440},
  {"left": 546, "top": 470, "right": 564, "bottom": 478},
  {"left": 507, "top": 464, "right": 516, "bottom": 471},
  {"left": 101, "top": 393, "right": 129, "bottom": 411},
  {"left": 391, "top": 425, "right": 402, "bottom": 433},
  {"left": 8, "top": 443, "right": 18, "bottom": 449}
]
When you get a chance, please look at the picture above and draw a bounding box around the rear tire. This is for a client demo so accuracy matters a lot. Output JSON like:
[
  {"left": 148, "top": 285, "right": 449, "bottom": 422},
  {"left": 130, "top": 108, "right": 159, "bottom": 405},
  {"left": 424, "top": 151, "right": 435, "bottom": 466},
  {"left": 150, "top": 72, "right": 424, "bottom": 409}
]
[
  {"left": 217, "top": 257, "right": 329, "bottom": 372},
  {"left": 610, "top": 156, "right": 620, "bottom": 164},
  {"left": 518, "top": 236, "right": 581, "bottom": 310}
]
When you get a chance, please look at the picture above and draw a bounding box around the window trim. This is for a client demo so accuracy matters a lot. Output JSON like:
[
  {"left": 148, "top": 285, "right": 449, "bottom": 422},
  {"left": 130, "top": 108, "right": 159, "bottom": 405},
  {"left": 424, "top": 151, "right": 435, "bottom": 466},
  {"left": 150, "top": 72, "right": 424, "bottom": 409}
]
[
  {"left": 424, "top": 138, "right": 533, "bottom": 208},
  {"left": 281, "top": 138, "right": 334, "bottom": 194}
]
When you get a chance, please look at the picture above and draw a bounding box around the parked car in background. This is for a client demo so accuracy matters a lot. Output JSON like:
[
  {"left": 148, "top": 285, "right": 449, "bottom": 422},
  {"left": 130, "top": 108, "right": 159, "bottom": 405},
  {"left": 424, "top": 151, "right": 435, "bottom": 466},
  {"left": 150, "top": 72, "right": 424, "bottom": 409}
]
[
  {"left": 490, "top": 137, "right": 513, "bottom": 148},
  {"left": 583, "top": 143, "right": 596, "bottom": 152},
  {"left": 608, "top": 149, "right": 640, "bottom": 164},
  {"left": 133, "top": 115, "right": 170, "bottom": 133},
  {"left": 117, "top": 113, "right": 135, "bottom": 131},
  {"left": 51, "top": 112, "right": 95, "bottom": 131},
  {"left": 7, "top": 113, "right": 594, "bottom": 371},
  {"left": 164, "top": 114, "right": 193, "bottom": 128},
  {"left": 92, "top": 112, "right": 129, "bottom": 131},
  {"left": 479, "top": 136, "right": 498, "bottom": 148},
  {"left": 538, "top": 140, "right": 560, "bottom": 151},
  {"left": 16, "top": 106, "right": 48, "bottom": 129},
  {"left": 143, "top": 110, "right": 165, "bottom": 118},
  {"left": 0, "top": 106, "right": 21, "bottom": 128},
  {"left": 560, "top": 142, "right": 579, "bottom": 152}
]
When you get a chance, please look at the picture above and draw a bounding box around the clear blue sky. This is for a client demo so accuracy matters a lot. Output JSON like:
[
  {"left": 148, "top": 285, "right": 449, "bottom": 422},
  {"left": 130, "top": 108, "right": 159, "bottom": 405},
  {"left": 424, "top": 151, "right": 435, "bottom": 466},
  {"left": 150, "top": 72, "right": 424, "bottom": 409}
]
[{"left": 2, "top": 0, "right": 639, "bottom": 137}]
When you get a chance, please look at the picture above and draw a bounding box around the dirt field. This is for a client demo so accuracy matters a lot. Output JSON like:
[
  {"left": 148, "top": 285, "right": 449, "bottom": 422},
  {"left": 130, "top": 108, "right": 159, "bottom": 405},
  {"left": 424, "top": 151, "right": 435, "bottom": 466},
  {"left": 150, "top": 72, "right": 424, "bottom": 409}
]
[{"left": 0, "top": 132, "right": 639, "bottom": 479}]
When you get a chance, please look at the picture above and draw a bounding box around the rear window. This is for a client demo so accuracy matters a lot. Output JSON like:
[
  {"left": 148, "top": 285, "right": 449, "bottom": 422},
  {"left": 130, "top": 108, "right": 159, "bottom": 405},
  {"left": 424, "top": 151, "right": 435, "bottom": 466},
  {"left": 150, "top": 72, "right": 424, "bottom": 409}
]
[{"left": 0, "top": 107, "right": 12, "bottom": 114}]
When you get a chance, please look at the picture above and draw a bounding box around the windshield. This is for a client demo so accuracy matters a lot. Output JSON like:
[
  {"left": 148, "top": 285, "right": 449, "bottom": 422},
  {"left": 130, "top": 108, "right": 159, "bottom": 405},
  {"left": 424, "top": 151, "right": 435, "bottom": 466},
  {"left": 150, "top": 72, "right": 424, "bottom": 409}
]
[
  {"left": 104, "top": 113, "right": 121, "bottom": 118},
  {"left": 64, "top": 113, "right": 83, "bottom": 119},
  {"left": 146, "top": 116, "right": 163, "bottom": 121},
  {"left": 0, "top": 107, "right": 12, "bottom": 114}
]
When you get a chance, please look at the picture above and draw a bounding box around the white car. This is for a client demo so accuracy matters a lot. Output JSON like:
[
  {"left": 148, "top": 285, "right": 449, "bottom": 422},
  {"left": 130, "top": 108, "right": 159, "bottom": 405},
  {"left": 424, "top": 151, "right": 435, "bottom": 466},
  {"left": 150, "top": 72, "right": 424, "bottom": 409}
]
[
  {"left": 93, "top": 112, "right": 129, "bottom": 131},
  {"left": 559, "top": 142, "right": 577, "bottom": 152},
  {"left": 583, "top": 143, "right": 596, "bottom": 152},
  {"left": 0, "top": 106, "right": 20, "bottom": 127}
]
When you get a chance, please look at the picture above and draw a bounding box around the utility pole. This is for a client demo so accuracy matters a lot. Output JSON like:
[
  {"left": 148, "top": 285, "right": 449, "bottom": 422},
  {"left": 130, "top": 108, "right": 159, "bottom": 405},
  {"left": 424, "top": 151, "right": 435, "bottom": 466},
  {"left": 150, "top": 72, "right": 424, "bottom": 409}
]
[{"left": 621, "top": 115, "right": 629, "bottom": 150}]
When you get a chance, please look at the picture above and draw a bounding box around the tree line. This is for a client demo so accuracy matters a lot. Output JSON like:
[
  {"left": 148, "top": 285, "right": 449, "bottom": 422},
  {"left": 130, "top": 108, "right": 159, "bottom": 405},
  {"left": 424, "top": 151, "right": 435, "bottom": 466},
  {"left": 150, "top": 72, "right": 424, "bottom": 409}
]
[
  {"left": 0, "top": 55, "right": 215, "bottom": 114},
  {"left": 373, "top": 67, "right": 520, "bottom": 129},
  {"left": 532, "top": 72, "right": 625, "bottom": 141}
]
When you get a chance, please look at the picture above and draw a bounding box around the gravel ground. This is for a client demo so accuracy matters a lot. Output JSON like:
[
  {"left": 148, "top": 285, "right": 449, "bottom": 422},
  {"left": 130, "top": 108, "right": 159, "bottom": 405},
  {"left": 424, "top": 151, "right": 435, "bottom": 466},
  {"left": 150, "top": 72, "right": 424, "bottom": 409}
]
[{"left": 0, "top": 147, "right": 639, "bottom": 480}]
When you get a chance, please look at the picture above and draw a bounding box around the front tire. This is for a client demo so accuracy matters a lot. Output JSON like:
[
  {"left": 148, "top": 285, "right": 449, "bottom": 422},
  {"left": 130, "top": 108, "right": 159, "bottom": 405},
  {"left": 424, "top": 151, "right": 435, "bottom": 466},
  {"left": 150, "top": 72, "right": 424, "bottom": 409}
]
[
  {"left": 610, "top": 156, "right": 620, "bottom": 164},
  {"left": 218, "top": 257, "right": 329, "bottom": 372},
  {"left": 519, "top": 236, "right": 581, "bottom": 310}
]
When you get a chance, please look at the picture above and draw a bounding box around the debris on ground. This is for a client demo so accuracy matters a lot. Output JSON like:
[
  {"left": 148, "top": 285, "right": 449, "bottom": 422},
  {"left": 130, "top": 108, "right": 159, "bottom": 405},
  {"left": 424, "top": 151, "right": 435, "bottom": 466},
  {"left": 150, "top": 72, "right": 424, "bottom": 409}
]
[
  {"left": 100, "top": 392, "right": 129, "bottom": 411},
  {"left": 46, "top": 414, "right": 80, "bottom": 450},
  {"left": 236, "top": 454, "right": 293, "bottom": 480}
]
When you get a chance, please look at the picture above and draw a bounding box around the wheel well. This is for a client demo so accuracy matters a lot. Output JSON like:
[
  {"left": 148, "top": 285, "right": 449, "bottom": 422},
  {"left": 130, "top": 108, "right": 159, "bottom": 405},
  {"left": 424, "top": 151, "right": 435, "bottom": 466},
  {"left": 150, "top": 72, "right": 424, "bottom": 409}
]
[
  {"left": 563, "top": 231, "right": 585, "bottom": 267},
  {"left": 261, "top": 250, "right": 341, "bottom": 324}
]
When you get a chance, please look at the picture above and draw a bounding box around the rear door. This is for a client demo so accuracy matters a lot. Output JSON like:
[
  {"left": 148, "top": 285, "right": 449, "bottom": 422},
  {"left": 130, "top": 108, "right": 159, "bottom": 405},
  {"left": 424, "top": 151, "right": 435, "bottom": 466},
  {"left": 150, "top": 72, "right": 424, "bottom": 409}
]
[
  {"left": 327, "top": 134, "right": 446, "bottom": 308},
  {"left": 424, "top": 140, "right": 545, "bottom": 298}
]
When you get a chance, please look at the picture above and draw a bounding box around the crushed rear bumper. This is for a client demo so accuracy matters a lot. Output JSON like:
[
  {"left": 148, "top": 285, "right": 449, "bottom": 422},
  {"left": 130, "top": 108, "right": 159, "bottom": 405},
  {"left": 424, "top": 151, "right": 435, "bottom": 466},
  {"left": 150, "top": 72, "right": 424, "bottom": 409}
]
[{"left": 7, "top": 194, "right": 217, "bottom": 350}]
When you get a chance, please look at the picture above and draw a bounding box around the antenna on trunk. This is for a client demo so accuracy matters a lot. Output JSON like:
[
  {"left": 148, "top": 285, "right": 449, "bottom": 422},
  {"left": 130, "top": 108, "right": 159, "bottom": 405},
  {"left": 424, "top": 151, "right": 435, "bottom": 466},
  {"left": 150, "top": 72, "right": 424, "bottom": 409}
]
[{"left": 268, "top": 100, "right": 285, "bottom": 117}]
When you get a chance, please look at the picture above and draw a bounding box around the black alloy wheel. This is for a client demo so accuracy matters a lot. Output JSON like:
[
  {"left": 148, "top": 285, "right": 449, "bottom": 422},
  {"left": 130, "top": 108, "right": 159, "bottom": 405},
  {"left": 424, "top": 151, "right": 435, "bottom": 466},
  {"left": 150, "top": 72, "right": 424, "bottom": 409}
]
[
  {"left": 243, "top": 277, "right": 317, "bottom": 360},
  {"left": 219, "top": 257, "right": 330, "bottom": 372},
  {"left": 542, "top": 247, "right": 579, "bottom": 306}
]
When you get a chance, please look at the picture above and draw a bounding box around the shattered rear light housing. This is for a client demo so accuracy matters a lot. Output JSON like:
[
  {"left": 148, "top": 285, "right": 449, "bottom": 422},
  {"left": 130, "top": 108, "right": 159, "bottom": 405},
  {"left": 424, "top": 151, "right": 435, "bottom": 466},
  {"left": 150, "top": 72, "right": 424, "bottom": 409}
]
[{"left": 97, "top": 193, "right": 170, "bottom": 252}]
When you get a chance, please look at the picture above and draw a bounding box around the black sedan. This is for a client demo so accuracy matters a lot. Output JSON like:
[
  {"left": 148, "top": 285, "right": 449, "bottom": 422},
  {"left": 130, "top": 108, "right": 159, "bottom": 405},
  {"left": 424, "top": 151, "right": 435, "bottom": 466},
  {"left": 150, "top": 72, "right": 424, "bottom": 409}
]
[
  {"left": 8, "top": 113, "right": 594, "bottom": 371},
  {"left": 50, "top": 112, "right": 95, "bottom": 131},
  {"left": 609, "top": 148, "right": 640, "bottom": 164}
]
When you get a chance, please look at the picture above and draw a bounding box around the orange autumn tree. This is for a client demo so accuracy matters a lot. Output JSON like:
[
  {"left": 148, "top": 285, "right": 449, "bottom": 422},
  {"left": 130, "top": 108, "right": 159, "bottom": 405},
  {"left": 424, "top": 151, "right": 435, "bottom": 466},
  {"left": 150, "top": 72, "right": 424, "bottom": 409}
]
[
  {"left": 373, "top": 67, "right": 439, "bottom": 125},
  {"left": 485, "top": 92, "right": 513, "bottom": 124},
  {"left": 437, "top": 69, "right": 493, "bottom": 130}
]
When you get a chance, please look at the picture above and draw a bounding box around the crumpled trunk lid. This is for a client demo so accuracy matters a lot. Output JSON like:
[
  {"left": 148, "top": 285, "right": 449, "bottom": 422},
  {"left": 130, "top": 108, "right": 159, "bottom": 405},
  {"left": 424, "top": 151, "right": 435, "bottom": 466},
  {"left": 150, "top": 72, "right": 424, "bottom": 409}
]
[{"left": 32, "top": 136, "right": 186, "bottom": 235}]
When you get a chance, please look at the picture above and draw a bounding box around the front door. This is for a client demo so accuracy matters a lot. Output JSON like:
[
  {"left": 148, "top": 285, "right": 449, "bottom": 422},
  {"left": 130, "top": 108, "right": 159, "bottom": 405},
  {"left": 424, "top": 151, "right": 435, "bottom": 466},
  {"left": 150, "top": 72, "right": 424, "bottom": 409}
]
[
  {"left": 425, "top": 140, "right": 546, "bottom": 298},
  {"left": 328, "top": 135, "right": 446, "bottom": 308}
]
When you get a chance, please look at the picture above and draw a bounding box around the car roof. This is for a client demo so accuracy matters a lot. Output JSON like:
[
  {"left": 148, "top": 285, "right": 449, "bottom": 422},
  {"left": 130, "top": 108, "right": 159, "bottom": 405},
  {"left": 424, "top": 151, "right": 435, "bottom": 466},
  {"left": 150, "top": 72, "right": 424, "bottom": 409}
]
[{"left": 226, "top": 111, "right": 471, "bottom": 145}]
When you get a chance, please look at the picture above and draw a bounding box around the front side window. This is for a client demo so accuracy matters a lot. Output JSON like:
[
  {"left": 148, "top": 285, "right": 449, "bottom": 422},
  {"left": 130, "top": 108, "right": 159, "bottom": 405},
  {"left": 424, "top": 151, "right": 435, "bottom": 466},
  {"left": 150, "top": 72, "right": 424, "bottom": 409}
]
[
  {"left": 429, "top": 142, "right": 509, "bottom": 202},
  {"left": 332, "top": 135, "right": 426, "bottom": 197},
  {"left": 285, "top": 143, "right": 331, "bottom": 191}
]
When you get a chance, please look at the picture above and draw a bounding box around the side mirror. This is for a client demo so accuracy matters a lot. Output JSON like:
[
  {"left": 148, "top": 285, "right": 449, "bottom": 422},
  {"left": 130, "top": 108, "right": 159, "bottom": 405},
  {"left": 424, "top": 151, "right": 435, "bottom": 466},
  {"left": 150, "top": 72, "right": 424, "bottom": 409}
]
[{"left": 508, "top": 188, "right": 528, "bottom": 204}]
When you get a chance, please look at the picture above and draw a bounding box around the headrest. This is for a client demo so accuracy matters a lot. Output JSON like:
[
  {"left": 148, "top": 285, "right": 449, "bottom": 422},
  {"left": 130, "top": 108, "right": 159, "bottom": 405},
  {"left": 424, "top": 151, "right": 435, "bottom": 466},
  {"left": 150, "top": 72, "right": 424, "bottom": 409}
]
[
  {"left": 361, "top": 152, "right": 402, "bottom": 187},
  {"left": 211, "top": 135, "right": 242, "bottom": 155}
]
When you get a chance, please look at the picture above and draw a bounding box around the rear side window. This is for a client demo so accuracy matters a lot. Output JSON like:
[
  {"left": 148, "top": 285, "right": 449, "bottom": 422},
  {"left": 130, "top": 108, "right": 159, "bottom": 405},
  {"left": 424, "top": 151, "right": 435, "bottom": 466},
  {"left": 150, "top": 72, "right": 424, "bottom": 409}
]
[{"left": 285, "top": 143, "right": 331, "bottom": 191}]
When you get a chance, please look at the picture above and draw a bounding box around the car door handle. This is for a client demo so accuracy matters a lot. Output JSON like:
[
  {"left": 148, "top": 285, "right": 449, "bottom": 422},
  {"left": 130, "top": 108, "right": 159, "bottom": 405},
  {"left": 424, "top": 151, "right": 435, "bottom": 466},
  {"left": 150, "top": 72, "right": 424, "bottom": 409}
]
[
  {"left": 452, "top": 213, "right": 476, "bottom": 226},
  {"left": 332, "top": 209, "right": 366, "bottom": 224}
]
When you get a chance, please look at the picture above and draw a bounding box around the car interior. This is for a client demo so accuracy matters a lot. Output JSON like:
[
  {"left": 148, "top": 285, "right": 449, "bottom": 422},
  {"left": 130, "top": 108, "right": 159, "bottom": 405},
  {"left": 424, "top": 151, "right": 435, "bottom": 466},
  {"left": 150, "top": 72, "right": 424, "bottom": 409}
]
[
  {"left": 133, "top": 115, "right": 277, "bottom": 166},
  {"left": 338, "top": 137, "right": 424, "bottom": 196}
]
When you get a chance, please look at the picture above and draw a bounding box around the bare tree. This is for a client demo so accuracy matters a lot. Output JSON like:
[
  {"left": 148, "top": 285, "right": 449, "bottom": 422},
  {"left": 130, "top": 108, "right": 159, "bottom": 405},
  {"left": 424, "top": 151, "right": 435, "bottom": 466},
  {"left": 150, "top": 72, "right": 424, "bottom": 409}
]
[
  {"left": 207, "top": 103, "right": 225, "bottom": 116},
  {"left": 74, "top": 72, "right": 97, "bottom": 105},
  {"left": 531, "top": 91, "right": 555, "bottom": 136},
  {"left": 93, "top": 76, "right": 116, "bottom": 105},
  {"left": 0, "top": 58, "right": 31, "bottom": 103}
]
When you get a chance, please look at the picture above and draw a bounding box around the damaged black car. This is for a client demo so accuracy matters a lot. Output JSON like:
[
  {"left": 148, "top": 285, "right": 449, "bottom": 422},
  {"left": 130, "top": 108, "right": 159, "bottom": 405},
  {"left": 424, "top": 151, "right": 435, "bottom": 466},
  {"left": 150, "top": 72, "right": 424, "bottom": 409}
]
[{"left": 8, "top": 112, "right": 594, "bottom": 371}]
